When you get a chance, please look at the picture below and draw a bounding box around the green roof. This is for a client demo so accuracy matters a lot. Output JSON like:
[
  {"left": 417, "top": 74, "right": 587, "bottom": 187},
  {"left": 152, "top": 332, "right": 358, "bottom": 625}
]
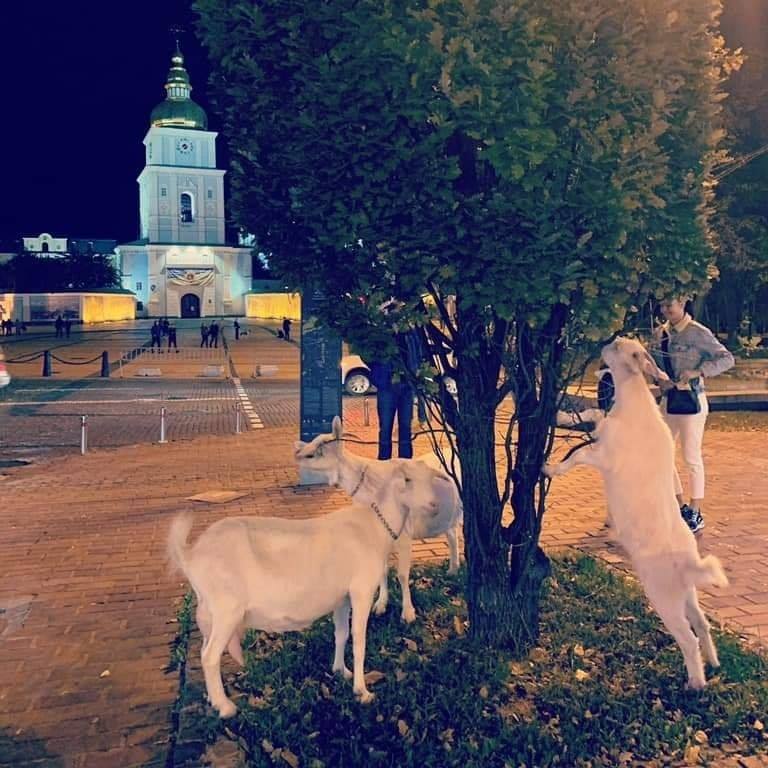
[{"left": 149, "top": 44, "right": 208, "bottom": 131}]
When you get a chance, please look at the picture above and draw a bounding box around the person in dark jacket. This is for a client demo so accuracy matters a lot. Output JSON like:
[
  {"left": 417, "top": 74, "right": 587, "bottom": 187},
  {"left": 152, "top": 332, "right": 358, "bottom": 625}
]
[{"left": 368, "top": 328, "right": 425, "bottom": 461}]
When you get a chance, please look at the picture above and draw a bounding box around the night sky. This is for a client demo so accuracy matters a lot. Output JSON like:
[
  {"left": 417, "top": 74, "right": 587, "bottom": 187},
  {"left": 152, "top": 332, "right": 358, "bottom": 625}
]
[
  {"left": 0, "top": 1, "right": 763, "bottom": 250},
  {"left": 0, "top": 0, "right": 217, "bottom": 246}
]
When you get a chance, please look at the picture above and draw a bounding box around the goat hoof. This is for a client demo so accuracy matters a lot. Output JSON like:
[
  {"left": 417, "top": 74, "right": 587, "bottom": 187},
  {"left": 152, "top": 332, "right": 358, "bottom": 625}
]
[
  {"left": 356, "top": 689, "right": 375, "bottom": 704},
  {"left": 447, "top": 564, "right": 459, "bottom": 575},
  {"left": 216, "top": 699, "right": 238, "bottom": 719},
  {"left": 685, "top": 678, "right": 706, "bottom": 692},
  {"left": 401, "top": 607, "right": 417, "bottom": 624},
  {"left": 333, "top": 664, "right": 353, "bottom": 680},
  {"left": 372, "top": 601, "right": 387, "bottom": 616}
]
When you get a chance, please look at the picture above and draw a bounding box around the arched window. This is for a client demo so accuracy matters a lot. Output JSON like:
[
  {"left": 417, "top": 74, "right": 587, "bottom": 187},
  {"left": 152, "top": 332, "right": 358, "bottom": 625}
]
[
  {"left": 42, "top": 242, "right": 49, "bottom": 253},
  {"left": 180, "top": 192, "right": 194, "bottom": 223}
]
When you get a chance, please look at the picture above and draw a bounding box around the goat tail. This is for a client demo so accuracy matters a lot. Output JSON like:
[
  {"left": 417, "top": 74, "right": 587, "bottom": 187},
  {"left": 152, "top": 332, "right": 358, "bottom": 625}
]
[
  {"left": 167, "top": 513, "right": 194, "bottom": 578},
  {"left": 692, "top": 554, "right": 729, "bottom": 589}
]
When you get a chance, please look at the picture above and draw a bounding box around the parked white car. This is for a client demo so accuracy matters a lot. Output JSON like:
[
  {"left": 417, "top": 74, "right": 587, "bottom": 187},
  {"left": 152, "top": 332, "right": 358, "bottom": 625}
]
[
  {"left": 340, "top": 353, "right": 456, "bottom": 397},
  {"left": 341, "top": 354, "right": 372, "bottom": 395},
  {"left": 0, "top": 348, "right": 10, "bottom": 388}
]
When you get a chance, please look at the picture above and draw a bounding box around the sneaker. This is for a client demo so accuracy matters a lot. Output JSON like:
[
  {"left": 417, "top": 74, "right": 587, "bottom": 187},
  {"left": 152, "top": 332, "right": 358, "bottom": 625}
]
[{"left": 681, "top": 504, "right": 705, "bottom": 534}]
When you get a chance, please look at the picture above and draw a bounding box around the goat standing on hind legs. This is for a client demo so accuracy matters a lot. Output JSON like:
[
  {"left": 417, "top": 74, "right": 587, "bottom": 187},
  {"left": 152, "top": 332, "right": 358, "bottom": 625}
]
[
  {"left": 543, "top": 337, "right": 728, "bottom": 690},
  {"left": 167, "top": 464, "right": 439, "bottom": 718},
  {"left": 294, "top": 415, "right": 463, "bottom": 623}
]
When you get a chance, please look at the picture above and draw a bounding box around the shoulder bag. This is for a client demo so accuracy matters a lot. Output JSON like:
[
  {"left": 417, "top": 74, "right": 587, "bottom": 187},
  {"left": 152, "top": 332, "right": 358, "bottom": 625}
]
[{"left": 661, "top": 331, "right": 701, "bottom": 415}]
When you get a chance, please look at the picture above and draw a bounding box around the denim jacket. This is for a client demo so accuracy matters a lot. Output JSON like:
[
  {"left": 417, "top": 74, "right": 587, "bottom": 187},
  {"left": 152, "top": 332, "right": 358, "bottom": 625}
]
[{"left": 650, "top": 316, "right": 734, "bottom": 391}]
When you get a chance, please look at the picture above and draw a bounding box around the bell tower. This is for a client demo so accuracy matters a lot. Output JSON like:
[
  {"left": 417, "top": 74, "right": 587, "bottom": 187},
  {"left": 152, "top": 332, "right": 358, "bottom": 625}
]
[{"left": 138, "top": 43, "right": 226, "bottom": 245}]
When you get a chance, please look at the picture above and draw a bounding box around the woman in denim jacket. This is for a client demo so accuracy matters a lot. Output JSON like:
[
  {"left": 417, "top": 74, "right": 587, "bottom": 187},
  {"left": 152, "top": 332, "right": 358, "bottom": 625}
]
[{"left": 650, "top": 296, "right": 735, "bottom": 533}]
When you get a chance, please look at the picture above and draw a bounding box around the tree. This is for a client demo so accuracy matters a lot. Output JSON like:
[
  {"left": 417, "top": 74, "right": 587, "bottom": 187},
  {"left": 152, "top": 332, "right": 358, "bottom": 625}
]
[
  {"left": 195, "top": 0, "right": 736, "bottom": 650},
  {"left": 0, "top": 251, "right": 120, "bottom": 292},
  {"left": 707, "top": 0, "right": 768, "bottom": 344}
]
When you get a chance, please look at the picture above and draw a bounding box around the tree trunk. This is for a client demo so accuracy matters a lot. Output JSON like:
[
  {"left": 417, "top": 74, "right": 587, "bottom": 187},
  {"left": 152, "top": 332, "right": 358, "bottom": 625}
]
[{"left": 456, "top": 345, "right": 518, "bottom": 647}]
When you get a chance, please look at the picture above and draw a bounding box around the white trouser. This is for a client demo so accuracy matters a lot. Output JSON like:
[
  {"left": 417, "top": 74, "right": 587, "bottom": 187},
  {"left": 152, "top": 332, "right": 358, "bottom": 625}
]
[{"left": 662, "top": 392, "right": 709, "bottom": 500}]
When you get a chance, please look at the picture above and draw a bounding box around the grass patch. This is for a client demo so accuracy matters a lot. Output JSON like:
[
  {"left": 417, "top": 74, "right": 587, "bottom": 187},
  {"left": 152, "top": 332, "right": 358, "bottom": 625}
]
[
  {"left": 201, "top": 556, "right": 768, "bottom": 766},
  {"left": 167, "top": 591, "right": 194, "bottom": 672}
]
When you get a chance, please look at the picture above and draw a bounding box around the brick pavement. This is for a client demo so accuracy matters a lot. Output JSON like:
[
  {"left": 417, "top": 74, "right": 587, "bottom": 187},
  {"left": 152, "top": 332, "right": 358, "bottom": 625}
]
[{"left": 0, "top": 350, "right": 767, "bottom": 765}]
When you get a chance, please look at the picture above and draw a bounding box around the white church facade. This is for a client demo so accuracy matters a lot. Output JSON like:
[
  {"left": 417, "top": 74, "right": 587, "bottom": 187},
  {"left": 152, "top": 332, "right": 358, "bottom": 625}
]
[{"left": 118, "top": 45, "right": 252, "bottom": 318}]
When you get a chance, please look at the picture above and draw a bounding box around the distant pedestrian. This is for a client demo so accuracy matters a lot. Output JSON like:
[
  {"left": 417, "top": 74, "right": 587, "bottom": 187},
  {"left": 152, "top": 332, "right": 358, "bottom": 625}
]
[
  {"left": 151, "top": 320, "right": 162, "bottom": 350},
  {"left": 55, "top": 315, "right": 64, "bottom": 338},
  {"left": 162, "top": 318, "right": 170, "bottom": 337},
  {"left": 168, "top": 322, "right": 178, "bottom": 350},
  {"left": 209, "top": 320, "right": 220, "bottom": 348},
  {"left": 200, "top": 322, "right": 209, "bottom": 348},
  {"left": 234, "top": 319, "right": 240, "bottom": 340},
  {"left": 282, "top": 317, "right": 292, "bottom": 342},
  {"left": 6, "top": 319, "right": 14, "bottom": 336},
  {"left": 65, "top": 319, "right": 72, "bottom": 338}
]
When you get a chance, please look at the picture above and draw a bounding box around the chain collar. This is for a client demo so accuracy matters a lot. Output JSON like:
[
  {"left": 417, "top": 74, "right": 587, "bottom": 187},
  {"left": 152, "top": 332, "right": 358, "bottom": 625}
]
[
  {"left": 370, "top": 500, "right": 410, "bottom": 541},
  {"left": 350, "top": 466, "right": 368, "bottom": 498}
]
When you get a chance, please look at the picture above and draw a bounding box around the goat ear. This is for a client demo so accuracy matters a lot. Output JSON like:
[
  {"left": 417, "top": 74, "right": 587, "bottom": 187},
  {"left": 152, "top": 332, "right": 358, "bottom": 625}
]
[
  {"left": 332, "top": 415, "right": 343, "bottom": 440},
  {"left": 390, "top": 466, "right": 408, "bottom": 495}
]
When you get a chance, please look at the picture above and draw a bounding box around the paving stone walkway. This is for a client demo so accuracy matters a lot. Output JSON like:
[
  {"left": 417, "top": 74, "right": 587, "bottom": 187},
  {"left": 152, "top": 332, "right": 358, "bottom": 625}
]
[{"left": 0, "top": 394, "right": 766, "bottom": 766}]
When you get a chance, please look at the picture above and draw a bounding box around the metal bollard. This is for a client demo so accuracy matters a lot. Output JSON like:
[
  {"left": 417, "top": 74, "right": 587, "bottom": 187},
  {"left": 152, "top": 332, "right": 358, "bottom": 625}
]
[
  {"left": 363, "top": 396, "right": 370, "bottom": 426},
  {"left": 100, "top": 350, "right": 110, "bottom": 378},
  {"left": 159, "top": 407, "right": 168, "bottom": 444},
  {"left": 235, "top": 404, "right": 242, "bottom": 434},
  {"left": 80, "top": 415, "right": 88, "bottom": 454},
  {"left": 42, "top": 350, "right": 52, "bottom": 377}
]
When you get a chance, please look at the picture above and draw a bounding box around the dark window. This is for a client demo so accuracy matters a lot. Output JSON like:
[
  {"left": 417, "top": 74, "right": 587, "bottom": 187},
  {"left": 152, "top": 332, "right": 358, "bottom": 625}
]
[
  {"left": 180, "top": 193, "right": 194, "bottom": 223},
  {"left": 42, "top": 242, "right": 49, "bottom": 253},
  {"left": 161, "top": 187, "right": 167, "bottom": 197}
]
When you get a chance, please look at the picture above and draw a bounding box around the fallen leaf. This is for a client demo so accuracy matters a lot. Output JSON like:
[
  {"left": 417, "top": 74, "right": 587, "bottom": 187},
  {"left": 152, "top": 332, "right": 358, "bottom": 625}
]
[
  {"left": 395, "top": 669, "right": 407, "bottom": 683},
  {"left": 573, "top": 644, "right": 585, "bottom": 657},
  {"left": 694, "top": 730, "right": 709, "bottom": 744},
  {"left": 684, "top": 744, "right": 700, "bottom": 765},
  {"left": 320, "top": 684, "right": 331, "bottom": 699},
  {"left": 364, "top": 670, "right": 386, "bottom": 686},
  {"left": 99, "top": 669, "right": 110, "bottom": 678},
  {"left": 618, "top": 751, "right": 633, "bottom": 763},
  {"left": 281, "top": 748, "right": 300, "bottom": 768},
  {"left": 754, "top": 719, "right": 764, "bottom": 731},
  {"left": 508, "top": 661, "right": 528, "bottom": 676},
  {"left": 403, "top": 638, "right": 418, "bottom": 652},
  {"left": 529, "top": 647, "right": 548, "bottom": 663},
  {"left": 617, "top": 615, "right": 636, "bottom": 622},
  {"left": 453, "top": 616, "right": 465, "bottom": 636},
  {"left": 262, "top": 739, "right": 275, "bottom": 755},
  {"left": 479, "top": 686, "right": 489, "bottom": 699},
  {"left": 397, "top": 719, "right": 409, "bottom": 737},
  {"left": 574, "top": 669, "right": 590, "bottom": 682}
]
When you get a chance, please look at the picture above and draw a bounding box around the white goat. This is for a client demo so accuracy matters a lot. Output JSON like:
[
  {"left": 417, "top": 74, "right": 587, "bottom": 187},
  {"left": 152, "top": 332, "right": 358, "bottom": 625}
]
[
  {"left": 167, "top": 464, "right": 442, "bottom": 718},
  {"left": 295, "top": 416, "right": 462, "bottom": 623},
  {"left": 543, "top": 337, "right": 728, "bottom": 690}
]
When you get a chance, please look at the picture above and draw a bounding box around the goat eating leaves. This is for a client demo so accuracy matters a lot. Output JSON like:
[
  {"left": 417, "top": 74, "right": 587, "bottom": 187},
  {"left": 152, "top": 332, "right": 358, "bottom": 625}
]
[{"left": 544, "top": 337, "right": 728, "bottom": 690}]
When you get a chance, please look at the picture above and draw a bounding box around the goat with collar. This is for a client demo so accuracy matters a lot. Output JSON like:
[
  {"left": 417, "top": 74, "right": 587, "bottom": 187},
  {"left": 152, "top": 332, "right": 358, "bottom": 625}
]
[
  {"left": 544, "top": 337, "right": 728, "bottom": 690},
  {"left": 295, "top": 416, "right": 462, "bottom": 623},
  {"left": 167, "top": 463, "right": 435, "bottom": 718}
]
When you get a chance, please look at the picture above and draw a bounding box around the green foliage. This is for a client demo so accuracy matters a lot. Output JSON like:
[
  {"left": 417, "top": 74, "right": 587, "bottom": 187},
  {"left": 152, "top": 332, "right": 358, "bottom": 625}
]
[
  {"left": 706, "top": 2, "right": 768, "bottom": 340},
  {"left": 167, "top": 591, "right": 194, "bottom": 672},
  {"left": 196, "top": 0, "right": 733, "bottom": 336},
  {"left": 0, "top": 251, "right": 121, "bottom": 292},
  {"left": 198, "top": 558, "right": 768, "bottom": 767}
]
